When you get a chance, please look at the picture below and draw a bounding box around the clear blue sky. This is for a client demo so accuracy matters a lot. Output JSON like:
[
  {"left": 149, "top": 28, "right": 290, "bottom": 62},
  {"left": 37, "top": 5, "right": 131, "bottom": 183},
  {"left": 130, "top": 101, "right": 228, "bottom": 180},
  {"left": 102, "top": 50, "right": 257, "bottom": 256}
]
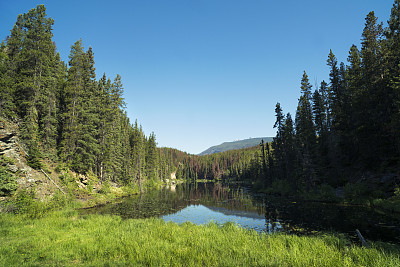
[{"left": 0, "top": 0, "right": 394, "bottom": 154}]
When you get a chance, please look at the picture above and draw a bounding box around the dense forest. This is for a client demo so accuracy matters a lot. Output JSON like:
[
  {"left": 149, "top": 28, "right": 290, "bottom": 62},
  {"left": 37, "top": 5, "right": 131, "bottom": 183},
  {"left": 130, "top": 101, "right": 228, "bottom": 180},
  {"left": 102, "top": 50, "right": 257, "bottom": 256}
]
[
  {"left": 0, "top": 5, "right": 179, "bottom": 188},
  {"left": 267, "top": 2, "right": 400, "bottom": 192},
  {"left": 175, "top": 1, "right": 400, "bottom": 197},
  {"left": 2, "top": 2, "right": 400, "bottom": 198},
  {"left": 175, "top": 145, "right": 262, "bottom": 181}
]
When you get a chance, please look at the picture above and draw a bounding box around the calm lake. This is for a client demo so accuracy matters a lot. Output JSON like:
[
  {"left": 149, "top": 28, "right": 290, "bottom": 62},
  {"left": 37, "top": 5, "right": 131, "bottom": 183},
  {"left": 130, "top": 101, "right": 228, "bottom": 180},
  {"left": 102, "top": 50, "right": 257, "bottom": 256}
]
[{"left": 81, "top": 182, "right": 400, "bottom": 244}]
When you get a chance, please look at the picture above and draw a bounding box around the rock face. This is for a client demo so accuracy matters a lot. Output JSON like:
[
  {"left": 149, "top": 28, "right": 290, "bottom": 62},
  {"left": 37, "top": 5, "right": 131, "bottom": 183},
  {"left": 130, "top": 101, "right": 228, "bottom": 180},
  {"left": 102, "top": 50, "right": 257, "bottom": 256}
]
[
  {"left": 0, "top": 120, "right": 22, "bottom": 163},
  {"left": 0, "top": 119, "right": 36, "bottom": 186},
  {"left": 0, "top": 121, "right": 20, "bottom": 158}
]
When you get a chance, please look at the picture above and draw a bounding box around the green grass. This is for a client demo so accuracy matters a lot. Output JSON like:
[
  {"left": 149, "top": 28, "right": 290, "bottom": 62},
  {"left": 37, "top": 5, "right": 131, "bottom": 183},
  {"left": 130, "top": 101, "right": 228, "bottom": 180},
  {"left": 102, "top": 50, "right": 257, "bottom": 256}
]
[{"left": 1, "top": 210, "right": 399, "bottom": 266}]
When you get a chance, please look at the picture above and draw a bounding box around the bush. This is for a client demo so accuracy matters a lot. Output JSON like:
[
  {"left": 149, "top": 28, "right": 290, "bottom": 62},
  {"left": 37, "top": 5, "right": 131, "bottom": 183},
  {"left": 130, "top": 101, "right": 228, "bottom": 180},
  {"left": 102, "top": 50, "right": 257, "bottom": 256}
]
[
  {"left": 0, "top": 155, "right": 16, "bottom": 166},
  {"left": 47, "top": 191, "right": 68, "bottom": 210},
  {"left": 12, "top": 188, "right": 69, "bottom": 218},
  {"left": 98, "top": 181, "right": 111, "bottom": 194},
  {"left": 13, "top": 188, "right": 46, "bottom": 218},
  {"left": 0, "top": 167, "right": 17, "bottom": 196}
]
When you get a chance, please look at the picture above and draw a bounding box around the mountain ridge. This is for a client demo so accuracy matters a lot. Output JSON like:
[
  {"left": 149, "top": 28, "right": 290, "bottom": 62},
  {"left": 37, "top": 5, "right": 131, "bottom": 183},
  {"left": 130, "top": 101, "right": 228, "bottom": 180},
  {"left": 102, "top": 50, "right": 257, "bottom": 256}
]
[{"left": 198, "top": 137, "right": 273, "bottom": 156}]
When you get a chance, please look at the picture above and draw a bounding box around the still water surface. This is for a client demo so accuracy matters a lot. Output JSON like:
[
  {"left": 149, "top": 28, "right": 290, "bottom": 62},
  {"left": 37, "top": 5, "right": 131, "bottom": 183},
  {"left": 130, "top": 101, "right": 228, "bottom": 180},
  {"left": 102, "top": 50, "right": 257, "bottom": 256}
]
[{"left": 81, "top": 182, "right": 400, "bottom": 244}]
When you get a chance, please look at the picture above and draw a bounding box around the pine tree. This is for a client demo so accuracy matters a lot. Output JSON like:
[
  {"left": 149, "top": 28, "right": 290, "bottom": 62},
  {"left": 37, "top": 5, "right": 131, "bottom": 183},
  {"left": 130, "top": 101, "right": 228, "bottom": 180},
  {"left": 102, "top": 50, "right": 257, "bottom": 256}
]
[
  {"left": 1, "top": 15, "right": 23, "bottom": 120},
  {"left": 131, "top": 121, "right": 146, "bottom": 191},
  {"left": 95, "top": 74, "right": 110, "bottom": 181},
  {"left": 326, "top": 50, "right": 352, "bottom": 171},
  {"left": 295, "top": 71, "right": 317, "bottom": 188},
  {"left": 272, "top": 102, "right": 284, "bottom": 181},
  {"left": 9, "top": 5, "right": 59, "bottom": 167},
  {"left": 359, "top": 11, "right": 386, "bottom": 166},
  {"left": 60, "top": 40, "right": 99, "bottom": 173},
  {"left": 296, "top": 72, "right": 316, "bottom": 148},
  {"left": 312, "top": 88, "right": 325, "bottom": 138},
  {"left": 326, "top": 50, "right": 340, "bottom": 131},
  {"left": 346, "top": 45, "right": 362, "bottom": 163},
  {"left": 385, "top": 0, "right": 400, "bottom": 163},
  {"left": 259, "top": 139, "right": 267, "bottom": 185},
  {"left": 312, "top": 81, "right": 330, "bottom": 174},
  {"left": 0, "top": 41, "right": 16, "bottom": 119},
  {"left": 281, "top": 113, "right": 297, "bottom": 189},
  {"left": 146, "top": 132, "right": 158, "bottom": 182},
  {"left": 106, "top": 75, "right": 128, "bottom": 182}
]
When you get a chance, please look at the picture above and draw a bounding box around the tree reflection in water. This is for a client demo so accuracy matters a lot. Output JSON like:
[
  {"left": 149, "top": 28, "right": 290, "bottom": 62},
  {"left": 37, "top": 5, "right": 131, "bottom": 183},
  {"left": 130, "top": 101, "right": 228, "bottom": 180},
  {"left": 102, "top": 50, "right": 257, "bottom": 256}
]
[{"left": 81, "top": 182, "right": 400, "bottom": 244}]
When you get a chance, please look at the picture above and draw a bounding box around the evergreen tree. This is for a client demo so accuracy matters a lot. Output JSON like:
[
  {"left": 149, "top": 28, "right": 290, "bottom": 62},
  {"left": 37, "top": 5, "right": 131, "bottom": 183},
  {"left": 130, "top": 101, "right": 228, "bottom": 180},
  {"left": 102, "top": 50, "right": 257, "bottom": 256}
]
[
  {"left": 326, "top": 50, "right": 349, "bottom": 172},
  {"left": 146, "top": 132, "right": 158, "bottom": 182},
  {"left": 259, "top": 139, "right": 267, "bottom": 184},
  {"left": 281, "top": 113, "right": 297, "bottom": 189},
  {"left": 346, "top": 45, "right": 362, "bottom": 163},
  {"left": 272, "top": 103, "right": 284, "bottom": 179},
  {"left": 131, "top": 121, "right": 146, "bottom": 191},
  {"left": 359, "top": 11, "right": 386, "bottom": 166},
  {"left": 0, "top": 41, "right": 16, "bottom": 119},
  {"left": 295, "top": 71, "right": 317, "bottom": 187},
  {"left": 60, "top": 40, "right": 99, "bottom": 173},
  {"left": 312, "top": 81, "right": 330, "bottom": 174},
  {"left": 326, "top": 50, "right": 340, "bottom": 131},
  {"left": 9, "top": 5, "right": 59, "bottom": 167},
  {"left": 1, "top": 15, "right": 23, "bottom": 120},
  {"left": 385, "top": 0, "right": 400, "bottom": 163},
  {"left": 312, "top": 88, "right": 325, "bottom": 138}
]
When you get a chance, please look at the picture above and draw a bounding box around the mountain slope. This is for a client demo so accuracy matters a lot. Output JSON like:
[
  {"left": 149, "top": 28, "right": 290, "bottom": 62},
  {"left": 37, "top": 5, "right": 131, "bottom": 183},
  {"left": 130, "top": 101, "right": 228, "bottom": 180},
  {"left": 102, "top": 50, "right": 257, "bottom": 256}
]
[{"left": 198, "top": 137, "right": 273, "bottom": 156}]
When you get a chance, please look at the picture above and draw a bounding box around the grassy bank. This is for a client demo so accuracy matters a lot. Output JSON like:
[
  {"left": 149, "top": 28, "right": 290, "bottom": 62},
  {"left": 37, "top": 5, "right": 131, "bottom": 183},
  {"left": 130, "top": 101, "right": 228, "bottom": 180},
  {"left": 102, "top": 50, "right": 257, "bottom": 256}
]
[{"left": 0, "top": 210, "right": 399, "bottom": 266}]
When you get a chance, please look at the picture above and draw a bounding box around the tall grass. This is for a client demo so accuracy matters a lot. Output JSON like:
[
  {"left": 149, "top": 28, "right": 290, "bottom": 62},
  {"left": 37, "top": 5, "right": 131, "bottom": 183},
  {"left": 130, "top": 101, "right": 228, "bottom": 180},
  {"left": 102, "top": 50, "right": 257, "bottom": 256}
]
[{"left": 0, "top": 210, "right": 399, "bottom": 266}]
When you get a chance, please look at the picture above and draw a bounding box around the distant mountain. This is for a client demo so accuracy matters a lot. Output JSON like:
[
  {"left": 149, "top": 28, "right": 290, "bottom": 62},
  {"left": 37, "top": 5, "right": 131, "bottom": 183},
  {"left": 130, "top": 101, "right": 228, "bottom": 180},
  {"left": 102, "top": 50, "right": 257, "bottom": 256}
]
[{"left": 198, "top": 137, "right": 273, "bottom": 156}]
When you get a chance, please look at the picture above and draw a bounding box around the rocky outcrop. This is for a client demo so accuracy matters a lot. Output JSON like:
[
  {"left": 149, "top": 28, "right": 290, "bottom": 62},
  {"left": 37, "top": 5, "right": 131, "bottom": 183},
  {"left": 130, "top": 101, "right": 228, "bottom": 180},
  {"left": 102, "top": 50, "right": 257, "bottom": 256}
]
[
  {"left": 0, "top": 119, "right": 40, "bottom": 189},
  {"left": 0, "top": 120, "right": 21, "bottom": 158}
]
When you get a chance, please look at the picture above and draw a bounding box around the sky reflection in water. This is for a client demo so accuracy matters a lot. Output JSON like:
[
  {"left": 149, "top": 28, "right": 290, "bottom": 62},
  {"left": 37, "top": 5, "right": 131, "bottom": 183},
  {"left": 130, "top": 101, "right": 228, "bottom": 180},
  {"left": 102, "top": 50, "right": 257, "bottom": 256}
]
[{"left": 161, "top": 204, "right": 280, "bottom": 233}]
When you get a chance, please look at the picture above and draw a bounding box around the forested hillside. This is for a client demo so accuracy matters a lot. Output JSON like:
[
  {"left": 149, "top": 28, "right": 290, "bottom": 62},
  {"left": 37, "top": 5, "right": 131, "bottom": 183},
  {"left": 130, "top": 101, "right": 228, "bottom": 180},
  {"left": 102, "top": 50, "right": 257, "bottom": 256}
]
[
  {"left": 198, "top": 137, "right": 273, "bottom": 155},
  {"left": 0, "top": 5, "right": 176, "bottom": 190}
]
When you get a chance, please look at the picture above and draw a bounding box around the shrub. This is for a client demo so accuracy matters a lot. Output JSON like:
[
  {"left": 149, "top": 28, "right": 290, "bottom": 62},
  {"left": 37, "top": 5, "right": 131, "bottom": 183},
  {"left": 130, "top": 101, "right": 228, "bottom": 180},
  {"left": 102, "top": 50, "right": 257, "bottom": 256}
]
[
  {"left": 98, "top": 181, "right": 111, "bottom": 194},
  {"left": 0, "top": 167, "right": 17, "bottom": 196},
  {"left": 0, "top": 155, "right": 16, "bottom": 166},
  {"left": 13, "top": 188, "right": 46, "bottom": 218},
  {"left": 47, "top": 191, "right": 68, "bottom": 210}
]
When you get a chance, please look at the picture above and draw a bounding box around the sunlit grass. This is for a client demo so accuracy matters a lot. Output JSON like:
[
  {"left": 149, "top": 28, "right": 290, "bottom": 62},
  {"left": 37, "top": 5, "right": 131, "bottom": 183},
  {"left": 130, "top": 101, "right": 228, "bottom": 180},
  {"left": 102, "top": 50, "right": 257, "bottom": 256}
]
[{"left": 0, "top": 210, "right": 399, "bottom": 266}]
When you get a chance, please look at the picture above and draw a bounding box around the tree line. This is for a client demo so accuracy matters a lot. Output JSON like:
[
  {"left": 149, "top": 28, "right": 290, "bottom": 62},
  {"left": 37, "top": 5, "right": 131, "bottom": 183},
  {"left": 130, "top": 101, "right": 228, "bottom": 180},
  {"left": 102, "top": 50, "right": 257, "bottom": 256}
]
[
  {"left": 0, "top": 5, "right": 175, "bottom": 186},
  {"left": 268, "top": 0, "right": 400, "bottom": 191},
  {"left": 176, "top": 1, "right": 400, "bottom": 195}
]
